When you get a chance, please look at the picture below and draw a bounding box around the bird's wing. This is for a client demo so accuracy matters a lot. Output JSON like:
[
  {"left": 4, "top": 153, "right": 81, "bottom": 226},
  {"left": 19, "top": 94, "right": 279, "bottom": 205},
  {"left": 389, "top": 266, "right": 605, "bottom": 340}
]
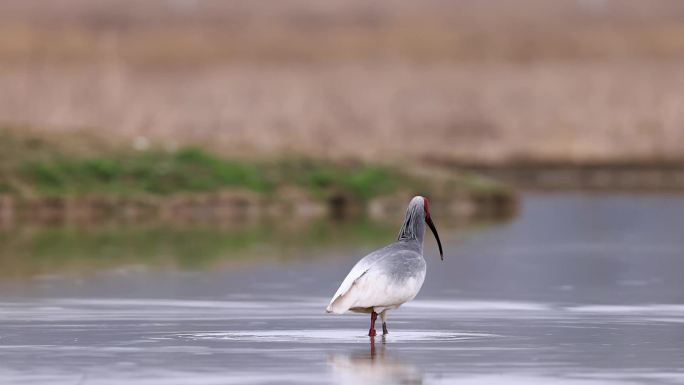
[{"left": 326, "top": 247, "right": 390, "bottom": 313}]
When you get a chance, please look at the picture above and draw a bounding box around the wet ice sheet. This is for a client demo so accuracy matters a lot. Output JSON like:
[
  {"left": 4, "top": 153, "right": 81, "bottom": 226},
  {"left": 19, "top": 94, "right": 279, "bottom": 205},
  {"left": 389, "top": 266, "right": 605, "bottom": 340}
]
[
  {"left": 0, "top": 298, "right": 683, "bottom": 384},
  {"left": 2, "top": 193, "right": 684, "bottom": 384}
]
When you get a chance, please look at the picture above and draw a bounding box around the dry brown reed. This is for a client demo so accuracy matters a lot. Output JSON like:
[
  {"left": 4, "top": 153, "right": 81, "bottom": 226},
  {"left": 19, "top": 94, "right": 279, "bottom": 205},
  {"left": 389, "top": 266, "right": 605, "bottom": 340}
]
[{"left": 1, "top": 0, "right": 684, "bottom": 164}]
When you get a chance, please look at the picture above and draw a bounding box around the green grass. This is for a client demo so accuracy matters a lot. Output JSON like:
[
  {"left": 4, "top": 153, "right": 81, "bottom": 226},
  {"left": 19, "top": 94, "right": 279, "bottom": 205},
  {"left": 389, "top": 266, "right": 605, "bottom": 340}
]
[
  {"left": 0, "top": 131, "right": 416, "bottom": 200},
  {"left": 16, "top": 148, "right": 274, "bottom": 196},
  {"left": 276, "top": 159, "right": 404, "bottom": 201}
]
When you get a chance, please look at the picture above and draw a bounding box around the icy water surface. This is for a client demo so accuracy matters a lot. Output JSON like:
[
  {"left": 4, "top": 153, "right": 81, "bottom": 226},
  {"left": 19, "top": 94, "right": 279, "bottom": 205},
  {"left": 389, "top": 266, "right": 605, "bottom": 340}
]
[{"left": 1, "top": 193, "right": 684, "bottom": 384}]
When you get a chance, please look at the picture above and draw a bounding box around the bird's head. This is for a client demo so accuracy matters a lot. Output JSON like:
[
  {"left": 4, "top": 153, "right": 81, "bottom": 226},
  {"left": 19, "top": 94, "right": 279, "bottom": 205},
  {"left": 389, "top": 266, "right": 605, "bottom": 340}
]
[{"left": 405, "top": 196, "right": 444, "bottom": 261}]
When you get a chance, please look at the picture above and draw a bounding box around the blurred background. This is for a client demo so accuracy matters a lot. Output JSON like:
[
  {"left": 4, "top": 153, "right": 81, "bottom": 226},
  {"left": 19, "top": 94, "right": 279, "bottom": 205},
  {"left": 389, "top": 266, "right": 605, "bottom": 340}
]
[
  {"left": 0, "top": 1, "right": 684, "bottom": 384},
  {"left": 1, "top": 0, "right": 684, "bottom": 268},
  {"left": 2, "top": 0, "right": 684, "bottom": 163}
]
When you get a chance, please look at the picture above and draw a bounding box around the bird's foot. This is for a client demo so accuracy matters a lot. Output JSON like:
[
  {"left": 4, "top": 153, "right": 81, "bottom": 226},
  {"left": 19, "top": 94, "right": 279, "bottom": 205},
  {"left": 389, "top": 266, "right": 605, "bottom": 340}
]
[{"left": 368, "top": 329, "right": 376, "bottom": 337}]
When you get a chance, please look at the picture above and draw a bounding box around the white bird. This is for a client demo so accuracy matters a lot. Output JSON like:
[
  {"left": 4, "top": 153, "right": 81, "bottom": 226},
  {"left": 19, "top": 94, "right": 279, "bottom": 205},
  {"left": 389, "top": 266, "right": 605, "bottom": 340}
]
[{"left": 326, "top": 196, "right": 444, "bottom": 336}]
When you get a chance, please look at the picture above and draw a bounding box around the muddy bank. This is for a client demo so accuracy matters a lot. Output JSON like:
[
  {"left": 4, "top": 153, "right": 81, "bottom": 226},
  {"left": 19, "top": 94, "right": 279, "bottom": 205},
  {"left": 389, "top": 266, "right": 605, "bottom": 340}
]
[
  {"left": 0, "top": 189, "right": 515, "bottom": 228},
  {"left": 428, "top": 160, "right": 684, "bottom": 191}
]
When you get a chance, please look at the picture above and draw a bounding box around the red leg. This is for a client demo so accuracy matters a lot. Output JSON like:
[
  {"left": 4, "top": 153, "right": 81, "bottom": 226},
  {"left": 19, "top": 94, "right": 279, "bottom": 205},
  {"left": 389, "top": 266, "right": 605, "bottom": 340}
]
[{"left": 368, "top": 311, "right": 377, "bottom": 337}]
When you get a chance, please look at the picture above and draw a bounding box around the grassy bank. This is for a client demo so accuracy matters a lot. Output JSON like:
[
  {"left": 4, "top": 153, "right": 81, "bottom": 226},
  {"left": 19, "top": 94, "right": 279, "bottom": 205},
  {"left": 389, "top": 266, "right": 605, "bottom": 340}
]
[
  {"left": 0, "top": 129, "right": 513, "bottom": 223},
  {"left": 1, "top": 137, "right": 414, "bottom": 200}
]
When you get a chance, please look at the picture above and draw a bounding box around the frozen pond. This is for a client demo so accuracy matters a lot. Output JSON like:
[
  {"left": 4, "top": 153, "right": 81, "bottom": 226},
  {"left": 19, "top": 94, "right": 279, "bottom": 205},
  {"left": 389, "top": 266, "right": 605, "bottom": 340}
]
[{"left": 1, "top": 193, "right": 684, "bottom": 384}]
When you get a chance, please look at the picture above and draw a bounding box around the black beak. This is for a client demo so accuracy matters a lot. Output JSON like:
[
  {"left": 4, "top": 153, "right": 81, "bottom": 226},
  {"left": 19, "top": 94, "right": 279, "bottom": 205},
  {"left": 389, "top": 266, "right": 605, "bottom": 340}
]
[{"left": 426, "top": 216, "right": 444, "bottom": 261}]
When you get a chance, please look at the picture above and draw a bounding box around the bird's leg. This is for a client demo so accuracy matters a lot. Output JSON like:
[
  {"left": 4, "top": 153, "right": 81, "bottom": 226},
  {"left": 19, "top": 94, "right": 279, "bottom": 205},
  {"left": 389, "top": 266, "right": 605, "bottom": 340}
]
[
  {"left": 368, "top": 311, "right": 377, "bottom": 337},
  {"left": 381, "top": 311, "right": 388, "bottom": 335}
]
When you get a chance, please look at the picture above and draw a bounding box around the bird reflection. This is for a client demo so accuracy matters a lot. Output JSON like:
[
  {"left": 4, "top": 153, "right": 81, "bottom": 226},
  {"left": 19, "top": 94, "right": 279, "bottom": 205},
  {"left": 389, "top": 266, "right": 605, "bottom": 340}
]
[{"left": 327, "top": 336, "right": 423, "bottom": 385}]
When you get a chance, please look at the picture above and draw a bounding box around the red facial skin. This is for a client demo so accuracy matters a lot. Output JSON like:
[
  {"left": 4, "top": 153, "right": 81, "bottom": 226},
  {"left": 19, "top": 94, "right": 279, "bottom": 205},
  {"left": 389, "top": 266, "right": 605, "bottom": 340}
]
[{"left": 423, "top": 196, "right": 444, "bottom": 260}]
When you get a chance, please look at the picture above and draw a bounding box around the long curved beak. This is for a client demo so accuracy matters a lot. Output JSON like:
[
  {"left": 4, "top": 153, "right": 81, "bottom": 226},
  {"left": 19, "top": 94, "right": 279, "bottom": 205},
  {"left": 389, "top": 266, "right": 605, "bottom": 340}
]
[{"left": 426, "top": 216, "right": 444, "bottom": 261}]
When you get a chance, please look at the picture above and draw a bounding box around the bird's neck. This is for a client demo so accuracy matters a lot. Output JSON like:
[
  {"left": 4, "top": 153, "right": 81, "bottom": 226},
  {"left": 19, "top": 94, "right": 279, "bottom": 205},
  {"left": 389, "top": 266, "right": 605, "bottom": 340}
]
[{"left": 397, "top": 211, "right": 425, "bottom": 245}]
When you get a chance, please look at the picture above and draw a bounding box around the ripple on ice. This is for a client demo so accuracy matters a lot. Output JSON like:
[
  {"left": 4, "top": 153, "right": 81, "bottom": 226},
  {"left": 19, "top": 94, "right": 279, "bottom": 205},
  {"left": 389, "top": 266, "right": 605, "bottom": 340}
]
[{"left": 173, "top": 329, "right": 499, "bottom": 343}]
